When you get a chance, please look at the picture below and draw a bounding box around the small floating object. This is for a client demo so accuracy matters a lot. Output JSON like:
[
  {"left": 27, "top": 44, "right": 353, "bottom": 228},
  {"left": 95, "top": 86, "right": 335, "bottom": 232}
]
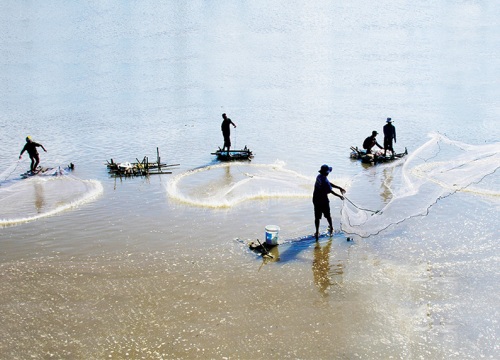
[
  {"left": 248, "top": 239, "right": 274, "bottom": 258},
  {"left": 117, "top": 162, "right": 133, "bottom": 172}
]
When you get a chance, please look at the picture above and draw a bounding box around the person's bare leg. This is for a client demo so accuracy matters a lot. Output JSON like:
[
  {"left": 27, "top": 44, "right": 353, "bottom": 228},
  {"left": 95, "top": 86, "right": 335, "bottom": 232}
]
[
  {"left": 314, "top": 219, "right": 320, "bottom": 241},
  {"left": 326, "top": 215, "right": 333, "bottom": 236}
]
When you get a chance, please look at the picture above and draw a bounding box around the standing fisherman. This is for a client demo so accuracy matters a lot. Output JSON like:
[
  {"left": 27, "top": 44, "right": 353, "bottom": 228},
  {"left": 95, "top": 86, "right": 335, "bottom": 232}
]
[
  {"left": 313, "top": 164, "right": 345, "bottom": 241},
  {"left": 221, "top": 113, "right": 236, "bottom": 156},
  {"left": 383, "top": 117, "right": 396, "bottom": 157},
  {"left": 19, "top": 136, "right": 47, "bottom": 174}
]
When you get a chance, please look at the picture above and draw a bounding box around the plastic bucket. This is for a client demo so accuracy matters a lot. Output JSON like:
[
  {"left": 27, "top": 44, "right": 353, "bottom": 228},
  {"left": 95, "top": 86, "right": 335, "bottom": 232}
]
[{"left": 265, "top": 225, "right": 280, "bottom": 245}]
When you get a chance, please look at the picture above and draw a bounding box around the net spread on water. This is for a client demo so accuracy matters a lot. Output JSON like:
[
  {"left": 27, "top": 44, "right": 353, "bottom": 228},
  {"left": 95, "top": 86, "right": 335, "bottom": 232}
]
[
  {"left": 0, "top": 168, "right": 103, "bottom": 227},
  {"left": 166, "top": 135, "right": 499, "bottom": 239},
  {"left": 340, "top": 133, "right": 500, "bottom": 238},
  {"left": 166, "top": 161, "right": 317, "bottom": 209}
]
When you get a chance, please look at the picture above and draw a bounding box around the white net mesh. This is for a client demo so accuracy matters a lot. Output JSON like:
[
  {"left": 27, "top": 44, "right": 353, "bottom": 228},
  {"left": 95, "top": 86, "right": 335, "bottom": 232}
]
[{"left": 341, "top": 133, "right": 500, "bottom": 238}]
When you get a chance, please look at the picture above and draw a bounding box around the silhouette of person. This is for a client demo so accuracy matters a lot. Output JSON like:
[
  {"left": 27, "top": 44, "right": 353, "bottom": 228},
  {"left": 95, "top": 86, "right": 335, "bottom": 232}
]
[
  {"left": 19, "top": 136, "right": 47, "bottom": 173},
  {"left": 221, "top": 113, "right": 236, "bottom": 156},
  {"left": 363, "top": 131, "right": 383, "bottom": 154},
  {"left": 383, "top": 118, "right": 396, "bottom": 157},
  {"left": 313, "top": 164, "right": 345, "bottom": 241}
]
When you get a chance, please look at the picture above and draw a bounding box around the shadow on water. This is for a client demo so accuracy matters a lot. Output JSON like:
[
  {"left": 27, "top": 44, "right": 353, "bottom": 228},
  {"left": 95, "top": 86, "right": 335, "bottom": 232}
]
[
  {"left": 276, "top": 232, "right": 352, "bottom": 264},
  {"left": 273, "top": 234, "right": 319, "bottom": 263},
  {"left": 253, "top": 233, "right": 354, "bottom": 296},
  {"left": 245, "top": 234, "right": 322, "bottom": 267}
]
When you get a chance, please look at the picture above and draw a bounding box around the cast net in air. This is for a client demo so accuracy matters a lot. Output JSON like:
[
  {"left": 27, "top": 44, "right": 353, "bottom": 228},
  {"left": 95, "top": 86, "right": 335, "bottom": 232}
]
[{"left": 341, "top": 133, "right": 500, "bottom": 238}]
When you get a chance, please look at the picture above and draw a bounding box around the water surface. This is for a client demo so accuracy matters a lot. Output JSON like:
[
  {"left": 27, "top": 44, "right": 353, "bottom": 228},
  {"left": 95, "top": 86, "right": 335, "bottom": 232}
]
[{"left": 1, "top": 1, "right": 499, "bottom": 358}]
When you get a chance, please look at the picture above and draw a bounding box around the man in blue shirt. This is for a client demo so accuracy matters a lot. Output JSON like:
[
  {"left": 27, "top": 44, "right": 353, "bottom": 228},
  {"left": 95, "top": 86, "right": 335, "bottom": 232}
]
[{"left": 313, "top": 164, "right": 345, "bottom": 241}]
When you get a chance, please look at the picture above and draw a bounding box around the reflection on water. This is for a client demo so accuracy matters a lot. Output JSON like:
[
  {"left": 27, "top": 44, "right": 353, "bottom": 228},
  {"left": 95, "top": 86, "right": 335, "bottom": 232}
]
[
  {"left": 254, "top": 236, "right": 347, "bottom": 296},
  {"left": 224, "top": 165, "right": 233, "bottom": 185},
  {"left": 312, "top": 239, "right": 344, "bottom": 296},
  {"left": 34, "top": 182, "right": 45, "bottom": 213},
  {"left": 258, "top": 245, "right": 281, "bottom": 270},
  {"left": 380, "top": 165, "right": 394, "bottom": 203},
  {"left": 1, "top": 0, "right": 499, "bottom": 358},
  {"left": 313, "top": 239, "right": 333, "bottom": 295}
]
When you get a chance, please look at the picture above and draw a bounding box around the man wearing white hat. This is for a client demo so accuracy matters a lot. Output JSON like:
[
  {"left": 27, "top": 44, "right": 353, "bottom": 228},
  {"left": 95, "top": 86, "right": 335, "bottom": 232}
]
[{"left": 383, "top": 117, "right": 396, "bottom": 157}]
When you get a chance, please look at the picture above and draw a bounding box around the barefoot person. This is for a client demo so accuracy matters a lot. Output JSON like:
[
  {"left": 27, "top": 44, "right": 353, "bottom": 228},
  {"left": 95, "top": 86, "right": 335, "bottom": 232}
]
[
  {"left": 221, "top": 113, "right": 236, "bottom": 156},
  {"left": 313, "top": 164, "right": 345, "bottom": 241},
  {"left": 19, "top": 136, "right": 47, "bottom": 173}
]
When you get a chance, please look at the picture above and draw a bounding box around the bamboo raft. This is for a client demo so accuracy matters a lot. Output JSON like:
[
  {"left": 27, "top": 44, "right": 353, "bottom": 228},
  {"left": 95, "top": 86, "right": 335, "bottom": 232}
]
[
  {"left": 212, "top": 146, "right": 254, "bottom": 161},
  {"left": 350, "top": 146, "right": 408, "bottom": 164},
  {"left": 106, "top": 148, "right": 179, "bottom": 177}
]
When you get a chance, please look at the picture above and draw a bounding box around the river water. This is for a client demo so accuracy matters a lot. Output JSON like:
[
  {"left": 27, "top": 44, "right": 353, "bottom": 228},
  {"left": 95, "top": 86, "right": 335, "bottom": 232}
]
[{"left": 1, "top": 1, "right": 499, "bottom": 359}]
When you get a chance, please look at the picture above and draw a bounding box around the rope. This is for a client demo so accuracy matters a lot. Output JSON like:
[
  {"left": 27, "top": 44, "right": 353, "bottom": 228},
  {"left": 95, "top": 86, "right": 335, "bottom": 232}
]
[
  {"left": 2, "top": 159, "right": 21, "bottom": 182},
  {"left": 343, "top": 196, "right": 380, "bottom": 214}
]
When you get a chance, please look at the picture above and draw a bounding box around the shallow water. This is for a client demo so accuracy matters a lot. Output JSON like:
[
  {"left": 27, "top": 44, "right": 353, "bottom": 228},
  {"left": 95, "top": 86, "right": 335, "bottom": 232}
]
[{"left": 1, "top": 1, "right": 499, "bottom": 359}]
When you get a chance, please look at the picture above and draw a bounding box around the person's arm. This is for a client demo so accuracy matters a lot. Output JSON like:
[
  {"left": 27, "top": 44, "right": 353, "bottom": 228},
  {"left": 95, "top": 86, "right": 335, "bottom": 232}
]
[
  {"left": 231, "top": 120, "right": 236, "bottom": 128},
  {"left": 19, "top": 145, "right": 26, "bottom": 158},
  {"left": 33, "top": 142, "right": 47, "bottom": 152},
  {"left": 331, "top": 183, "right": 346, "bottom": 200},
  {"left": 331, "top": 190, "right": 344, "bottom": 200},
  {"left": 377, "top": 141, "right": 383, "bottom": 149},
  {"left": 332, "top": 183, "right": 346, "bottom": 194},
  {"left": 394, "top": 127, "right": 396, "bottom": 143}
]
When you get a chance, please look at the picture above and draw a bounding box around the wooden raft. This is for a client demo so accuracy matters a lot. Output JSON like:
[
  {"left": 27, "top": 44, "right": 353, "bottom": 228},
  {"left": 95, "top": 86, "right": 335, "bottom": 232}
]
[
  {"left": 106, "top": 148, "right": 179, "bottom": 177},
  {"left": 212, "top": 146, "right": 254, "bottom": 161},
  {"left": 350, "top": 146, "right": 408, "bottom": 164}
]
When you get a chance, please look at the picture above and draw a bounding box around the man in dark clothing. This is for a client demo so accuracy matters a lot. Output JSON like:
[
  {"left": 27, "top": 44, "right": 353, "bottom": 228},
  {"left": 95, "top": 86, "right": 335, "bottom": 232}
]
[
  {"left": 383, "top": 117, "right": 396, "bottom": 157},
  {"left": 313, "top": 164, "right": 345, "bottom": 241},
  {"left": 19, "top": 136, "right": 47, "bottom": 173},
  {"left": 363, "top": 131, "right": 383, "bottom": 154},
  {"left": 221, "top": 113, "right": 236, "bottom": 156}
]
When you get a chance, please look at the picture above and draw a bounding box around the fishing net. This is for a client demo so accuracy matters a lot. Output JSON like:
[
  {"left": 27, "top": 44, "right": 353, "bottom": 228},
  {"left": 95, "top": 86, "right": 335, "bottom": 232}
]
[
  {"left": 341, "top": 133, "right": 500, "bottom": 238},
  {"left": 0, "top": 170, "right": 103, "bottom": 227},
  {"left": 166, "top": 161, "right": 315, "bottom": 208}
]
